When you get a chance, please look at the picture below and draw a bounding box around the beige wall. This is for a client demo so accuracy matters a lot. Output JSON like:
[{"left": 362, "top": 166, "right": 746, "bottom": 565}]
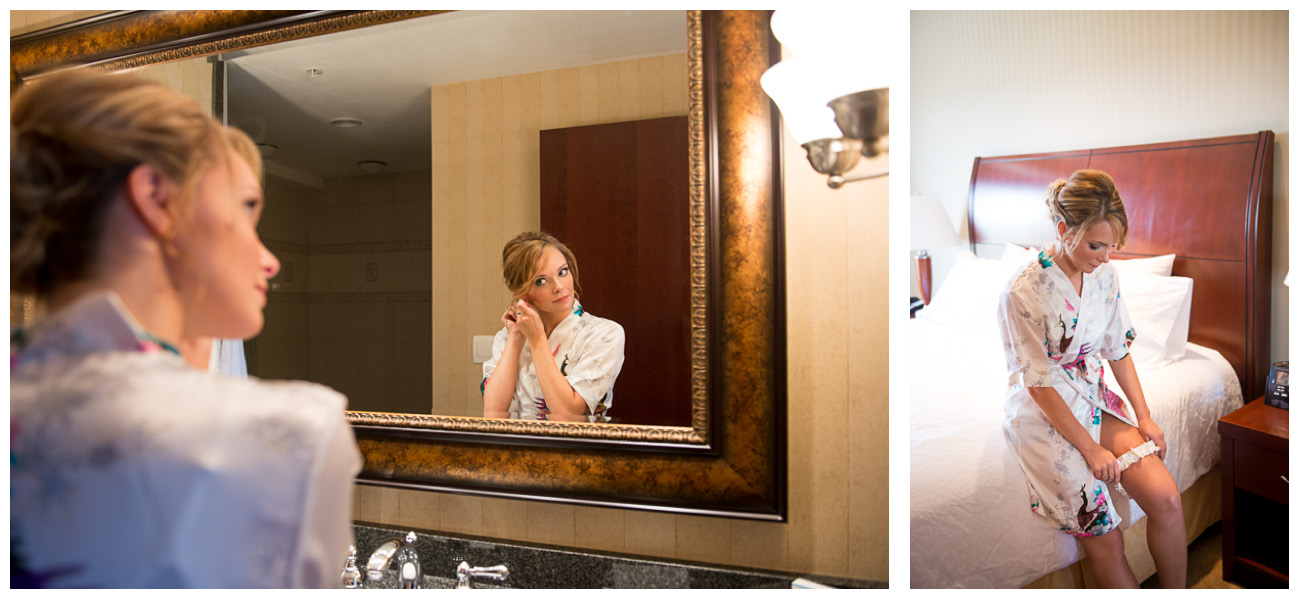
[
  {"left": 356, "top": 62, "right": 889, "bottom": 581},
  {"left": 911, "top": 10, "right": 1289, "bottom": 364},
  {"left": 10, "top": 9, "right": 107, "bottom": 35},
  {"left": 430, "top": 53, "right": 688, "bottom": 415}
]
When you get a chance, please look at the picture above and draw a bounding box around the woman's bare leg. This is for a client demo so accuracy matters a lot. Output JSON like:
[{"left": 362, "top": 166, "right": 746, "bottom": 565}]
[
  {"left": 1100, "top": 412, "right": 1187, "bottom": 588},
  {"left": 1079, "top": 527, "right": 1139, "bottom": 588}
]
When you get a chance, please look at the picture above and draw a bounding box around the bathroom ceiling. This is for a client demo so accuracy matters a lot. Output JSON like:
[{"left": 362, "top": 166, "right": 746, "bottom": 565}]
[{"left": 223, "top": 10, "right": 686, "bottom": 187}]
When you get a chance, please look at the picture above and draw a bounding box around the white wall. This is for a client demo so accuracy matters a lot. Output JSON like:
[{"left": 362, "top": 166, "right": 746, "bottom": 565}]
[{"left": 911, "top": 10, "right": 1289, "bottom": 365}]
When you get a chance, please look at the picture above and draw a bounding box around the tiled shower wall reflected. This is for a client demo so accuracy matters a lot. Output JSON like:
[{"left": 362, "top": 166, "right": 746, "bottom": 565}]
[{"left": 252, "top": 170, "right": 432, "bottom": 414}]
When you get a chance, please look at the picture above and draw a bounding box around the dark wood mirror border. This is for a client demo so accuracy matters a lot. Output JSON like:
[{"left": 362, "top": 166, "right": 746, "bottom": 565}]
[{"left": 11, "top": 10, "right": 787, "bottom": 519}]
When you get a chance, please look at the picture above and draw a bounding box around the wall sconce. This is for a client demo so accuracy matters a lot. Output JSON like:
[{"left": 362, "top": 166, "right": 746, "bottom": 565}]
[{"left": 760, "top": 10, "right": 888, "bottom": 189}]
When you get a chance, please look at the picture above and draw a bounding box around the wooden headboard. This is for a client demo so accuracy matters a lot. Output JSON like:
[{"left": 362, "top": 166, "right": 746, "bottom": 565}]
[{"left": 967, "top": 132, "right": 1275, "bottom": 401}]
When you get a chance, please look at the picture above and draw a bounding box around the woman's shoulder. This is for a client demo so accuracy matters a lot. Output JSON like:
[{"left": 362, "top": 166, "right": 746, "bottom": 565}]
[
  {"left": 577, "top": 311, "right": 625, "bottom": 335},
  {"left": 1002, "top": 257, "right": 1043, "bottom": 297},
  {"left": 32, "top": 352, "right": 348, "bottom": 430},
  {"left": 10, "top": 352, "right": 352, "bottom": 486}
]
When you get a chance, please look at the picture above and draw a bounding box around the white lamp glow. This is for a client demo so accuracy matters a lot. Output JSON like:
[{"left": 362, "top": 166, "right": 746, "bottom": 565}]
[
  {"left": 770, "top": 9, "right": 886, "bottom": 96},
  {"left": 762, "top": 9, "right": 890, "bottom": 189},
  {"left": 759, "top": 58, "right": 843, "bottom": 145},
  {"left": 910, "top": 195, "right": 961, "bottom": 251}
]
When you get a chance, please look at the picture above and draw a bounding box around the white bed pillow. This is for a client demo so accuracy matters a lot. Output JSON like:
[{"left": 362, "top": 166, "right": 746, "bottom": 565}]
[
  {"left": 1002, "top": 243, "right": 1175, "bottom": 278},
  {"left": 1000, "top": 243, "right": 1039, "bottom": 266},
  {"left": 919, "top": 249, "right": 1022, "bottom": 334},
  {"left": 1119, "top": 271, "right": 1193, "bottom": 369},
  {"left": 1113, "top": 253, "right": 1176, "bottom": 278}
]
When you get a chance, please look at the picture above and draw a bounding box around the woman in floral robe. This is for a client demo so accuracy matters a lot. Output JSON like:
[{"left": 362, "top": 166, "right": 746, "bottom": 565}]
[
  {"left": 482, "top": 232, "right": 625, "bottom": 421},
  {"left": 10, "top": 71, "right": 359, "bottom": 587},
  {"left": 997, "top": 170, "right": 1186, "bottom": 588}
]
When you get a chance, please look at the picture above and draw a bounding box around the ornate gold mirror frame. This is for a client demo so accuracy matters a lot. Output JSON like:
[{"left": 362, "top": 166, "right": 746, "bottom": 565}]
[{"left": 12, "top": 10, "right": 786, "bottom": 519}]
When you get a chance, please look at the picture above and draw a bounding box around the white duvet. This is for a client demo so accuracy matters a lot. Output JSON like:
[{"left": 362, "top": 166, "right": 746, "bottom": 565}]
[{"left": 909, "top": 318, "right": 1243, "bottom": 589}]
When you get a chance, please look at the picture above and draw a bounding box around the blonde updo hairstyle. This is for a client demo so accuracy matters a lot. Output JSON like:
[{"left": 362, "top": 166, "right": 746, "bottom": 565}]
[
  {"left": 501, "top": 231, "right": 581, "bottom": 301},
  {"left": 1045, "top": 169, "right": 1129, "bottom": 252},
  {"left": 11, "top": 69, "right": 257, "bottom": 297}
]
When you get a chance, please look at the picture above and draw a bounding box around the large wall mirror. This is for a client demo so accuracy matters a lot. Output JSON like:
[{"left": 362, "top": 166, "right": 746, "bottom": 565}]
[{"left": 12, "top": 10, "right": 786, "bottom": 519}]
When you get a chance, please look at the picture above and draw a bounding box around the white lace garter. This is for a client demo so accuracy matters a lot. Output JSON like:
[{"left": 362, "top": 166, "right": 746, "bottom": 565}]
[{"left": 1113, "top": 440, "right": 1160, "bottom": 496}]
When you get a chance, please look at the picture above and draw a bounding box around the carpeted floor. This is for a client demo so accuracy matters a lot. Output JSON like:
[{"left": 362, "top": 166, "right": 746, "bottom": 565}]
[{"left": 1140, "top": 522, "right": 1243, "bottom": 589}]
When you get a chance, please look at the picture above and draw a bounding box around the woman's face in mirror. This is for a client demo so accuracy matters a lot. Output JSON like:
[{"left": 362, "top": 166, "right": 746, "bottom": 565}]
[
  {"left": 522, "top": 246, "right": 575, "bottom": 318},
  {"left": 174, "top": 148, "right": 280, "bottom": 340}
]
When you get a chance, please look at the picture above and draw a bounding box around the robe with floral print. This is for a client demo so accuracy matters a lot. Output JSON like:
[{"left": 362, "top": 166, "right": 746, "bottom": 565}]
[
  {"left": 482, "top": 302, "right": 625, "bottom": 421},
  {"left": 9, "top": 292, "right": 360, "bottom": 587},
  {"left": 997, "top": 251, "right": 1137, "bottom": 538}
]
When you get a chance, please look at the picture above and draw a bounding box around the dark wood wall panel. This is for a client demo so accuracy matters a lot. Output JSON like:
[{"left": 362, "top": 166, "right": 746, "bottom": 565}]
[
  {"left": 1175, "top": 258, "right": 1248, "bottom": 385},
  {"left": 1088, "top": 139, "right": 1258, "bottom": 261},
  {"left": 540, "top": 116, "right": 691, "bottom": 426},
  {"left": 968, "top": 153, "right": 1090, "bottom": 248}
]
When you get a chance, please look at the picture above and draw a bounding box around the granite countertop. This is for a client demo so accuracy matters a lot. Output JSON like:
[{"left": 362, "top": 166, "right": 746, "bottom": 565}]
[{"left": 351, "top": 521, "right": 885, "bottom": 589}]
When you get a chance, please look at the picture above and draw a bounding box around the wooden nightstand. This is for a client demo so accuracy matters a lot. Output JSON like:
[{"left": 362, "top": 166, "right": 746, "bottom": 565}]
[{"left": 1218, "top": 397, "right": 1289, "bottom": 587}]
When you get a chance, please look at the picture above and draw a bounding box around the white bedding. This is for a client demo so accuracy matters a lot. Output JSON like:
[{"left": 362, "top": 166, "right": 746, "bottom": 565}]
[{"left": 909, "top": 317, "right": 1243, "bottom": 589}]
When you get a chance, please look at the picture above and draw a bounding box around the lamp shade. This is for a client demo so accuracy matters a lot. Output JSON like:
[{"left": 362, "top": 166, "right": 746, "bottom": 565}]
[
  {"left": 770, "top": 9, "right": 887, "bottom": 97},
  {"left": 910, "top": 194, "right": 961, "bottom": 251},
  {"left": 760, "top": 58, "right": 843, "bottom": 145}
]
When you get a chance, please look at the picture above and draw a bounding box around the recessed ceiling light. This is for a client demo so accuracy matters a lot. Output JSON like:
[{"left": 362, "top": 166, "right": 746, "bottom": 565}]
[
  {"left": 330, "top": 118, "right": 363, "bottom": 128},
  {"left": 358, "top": 160, "right": 387, "bottom": 175}
]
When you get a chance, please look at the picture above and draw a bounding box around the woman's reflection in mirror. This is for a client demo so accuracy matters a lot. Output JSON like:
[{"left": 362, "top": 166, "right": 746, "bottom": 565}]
[
  {"left": 481, "top": 232, "right": 626, "bottom": 421},
  {"left": 10, "top": 70, "right": 361, "bottom": 588}
]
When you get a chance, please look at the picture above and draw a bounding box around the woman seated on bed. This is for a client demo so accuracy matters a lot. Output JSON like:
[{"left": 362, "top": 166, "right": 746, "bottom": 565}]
[
  {"left": 481, "top": 231, "right": 625, "bottom": 421},
  {"left": 997, "top": 170, "right": 1185, "bottom": 588}
]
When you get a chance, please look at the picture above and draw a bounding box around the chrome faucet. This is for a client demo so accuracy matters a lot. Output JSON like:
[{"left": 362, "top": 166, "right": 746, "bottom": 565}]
[
  {"left": 455, "top": 561, "right": 509, "bottom": 589},
  {"left": 367, "top": 531, "right": 422, "bottom": 589},
  {"left": 341, "top": 545, "right": 363, "bottom": 588}
]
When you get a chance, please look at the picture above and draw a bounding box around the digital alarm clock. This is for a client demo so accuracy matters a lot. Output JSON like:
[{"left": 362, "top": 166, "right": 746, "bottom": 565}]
[{"left": 1265, "top": 361, "right": 1288, "bottom": 410}]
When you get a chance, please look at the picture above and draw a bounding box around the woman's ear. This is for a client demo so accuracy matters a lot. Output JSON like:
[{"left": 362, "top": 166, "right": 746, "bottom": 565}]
[
  {"left": 123, "top": 164, "right": 179, "bottom": 239},
  {"left": 1055, "top": 219, "right": 1068, "bottom": 239}
]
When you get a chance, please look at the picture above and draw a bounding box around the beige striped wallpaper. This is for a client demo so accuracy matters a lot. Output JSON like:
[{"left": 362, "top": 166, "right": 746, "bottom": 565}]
[
  {"left": 911, "top": 10, "right": 1289, "bottom": 364},
  {"left": 429, "top": 53, "right": 688, "bottom": 415}
]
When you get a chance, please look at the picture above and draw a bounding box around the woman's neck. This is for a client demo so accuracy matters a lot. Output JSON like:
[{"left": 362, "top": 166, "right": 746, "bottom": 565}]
[
  {"left": 55, "top": 195, "right": 189, "bottom": 346},
  {"left": 542, "top": 311, "right": 566, "bottom": 338},
  {"left": 48, "top": 271, "right": 185, "bottom": 346},
  {"left": 1047, "top": 245, "right": 1085, "bottom": 291}
]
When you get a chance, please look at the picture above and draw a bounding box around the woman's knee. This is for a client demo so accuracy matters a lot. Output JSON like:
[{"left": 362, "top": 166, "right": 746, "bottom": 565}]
[
  {"left": 1132, "top": 474, "right": 1183, "bottom": 520},
  {"left": 1150, "top": 486, "right": 1183, "bottom": 519},
  {"left": 1083, "top": 528, "right": 1126, "bottom": 560}
]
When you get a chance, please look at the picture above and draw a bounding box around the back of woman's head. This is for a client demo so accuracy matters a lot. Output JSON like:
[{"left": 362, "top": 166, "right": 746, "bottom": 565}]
[
  {"left": 501, "top": 231, "right": 581, "bottom": 299},
  {"left": 1045, "top": 169, "right": 1128, "bottom": 251},
  {"left": 11, "top": 69, "right": 225, "bottom": 296}
]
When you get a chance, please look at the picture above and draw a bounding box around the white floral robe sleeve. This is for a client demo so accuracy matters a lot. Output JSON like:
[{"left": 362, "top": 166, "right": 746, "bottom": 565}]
[
  {"left": 482, "top": 302, "right": 626, "bottom": 420},
  {"left": 997, "top": 251, "right": 1138, "bottom": 538}
]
